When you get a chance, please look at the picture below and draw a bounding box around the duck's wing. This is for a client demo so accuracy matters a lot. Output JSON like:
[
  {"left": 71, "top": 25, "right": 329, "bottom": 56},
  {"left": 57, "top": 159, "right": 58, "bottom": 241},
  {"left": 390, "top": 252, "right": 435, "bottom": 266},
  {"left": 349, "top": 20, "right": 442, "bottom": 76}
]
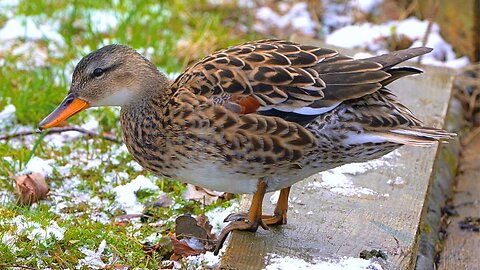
[
  {"left": 171, "top": 39, "right": 396, "bottom": 126},
  {"left": 167, "top": 40, "right": 440, "bottom": 163}
]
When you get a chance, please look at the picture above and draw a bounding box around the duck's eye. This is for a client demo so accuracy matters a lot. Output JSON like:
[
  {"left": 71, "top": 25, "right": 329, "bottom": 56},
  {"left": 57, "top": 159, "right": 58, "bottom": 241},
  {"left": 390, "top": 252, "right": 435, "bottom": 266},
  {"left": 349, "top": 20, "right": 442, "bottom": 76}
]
[{"left": 93, "top": 68, "right": 104, "bottom": 77}]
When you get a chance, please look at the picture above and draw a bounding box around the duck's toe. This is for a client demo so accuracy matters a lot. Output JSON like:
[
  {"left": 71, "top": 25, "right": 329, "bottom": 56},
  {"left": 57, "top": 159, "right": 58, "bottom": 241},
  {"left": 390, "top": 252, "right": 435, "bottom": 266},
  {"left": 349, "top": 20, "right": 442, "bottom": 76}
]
[
  {"left": 214, "top": 214, "right": 268, "bottom": 255},
  {"left": 262, "top": 211, "right": 288, "bottom": 226}
]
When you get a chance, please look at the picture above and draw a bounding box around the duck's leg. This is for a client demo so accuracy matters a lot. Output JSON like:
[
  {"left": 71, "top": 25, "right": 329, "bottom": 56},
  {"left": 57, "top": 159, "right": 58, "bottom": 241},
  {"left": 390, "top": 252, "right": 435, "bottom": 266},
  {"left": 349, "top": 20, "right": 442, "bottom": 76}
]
[
  {"left": 214, "top": 179, "right": 268, "bottom": 255},
  {"left": 262, "top": 186, "right": 290, "bottom": 226}
]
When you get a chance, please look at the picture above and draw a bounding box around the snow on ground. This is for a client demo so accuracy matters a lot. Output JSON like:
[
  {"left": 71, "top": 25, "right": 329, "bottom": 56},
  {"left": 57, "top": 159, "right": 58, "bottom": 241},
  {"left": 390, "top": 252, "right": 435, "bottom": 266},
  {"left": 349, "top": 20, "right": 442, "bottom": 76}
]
[
  {"left": 0, "top": 15, "right": 64, "bottom": 67},
  {"left": 0, "top": 0, "right": 471, "bottom": 267},
  {"left": 205, "top": 201, "right": 239, "bottom": 235},
  {"left": 309, "top": 150, "right": 401, "bottom": 197},
  {"left": 0, "top": 4, "right": 121, "bottom": 68},
  {"left": 77, "top": 239, "right": 108, "bottom": 269},
  {"left": 0, "top": 215, "right": 65, "bottom": 249},
  {"left": 44, "top": 116, "right": 100, "bottom": 148},
  {"left": 325, "top": 17, "right": 469, "bottom": 68},
  {"left": 266, "top": 254, "right": 383, "bottom": 270},
  {"left": 354, "top": 0, "right": 383, "bottom": 13},
  {"left": 0, "top": 104, "right": 16, "bottom": 130},
  {"left": 387, "top": 176, "right": 405, "bottom": 186},
  {"left": 83, "top": 9, "right": 120, "bottom": 33},
  {"left": 113, "top": 175, "right": 160, "bottom": 214},
  {"left": 178, "top": 250, "right": 224, "bottom": 269},
  {"left": 0, "top": 16, "right": 64, "bottom": 44},
  {"left": 254, "top": 2, "right": 317, "bottom": 36},
  {"left": 22, "top": 156, "right": 54, "bottom": 177}
]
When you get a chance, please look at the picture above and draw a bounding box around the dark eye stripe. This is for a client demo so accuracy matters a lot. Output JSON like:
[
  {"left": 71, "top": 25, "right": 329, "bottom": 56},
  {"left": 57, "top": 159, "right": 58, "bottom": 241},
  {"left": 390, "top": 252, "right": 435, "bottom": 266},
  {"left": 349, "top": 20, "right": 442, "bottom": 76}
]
[{"left": 90, "top": 63, "right": 120, "bottom": 79}]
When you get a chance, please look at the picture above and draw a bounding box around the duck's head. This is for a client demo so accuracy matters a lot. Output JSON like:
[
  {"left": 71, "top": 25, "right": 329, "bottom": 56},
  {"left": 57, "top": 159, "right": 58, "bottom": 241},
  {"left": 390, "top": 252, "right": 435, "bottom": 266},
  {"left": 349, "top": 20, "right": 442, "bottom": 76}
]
[{"left": 39, "top": 45, "right": 168, "bottom": 129}]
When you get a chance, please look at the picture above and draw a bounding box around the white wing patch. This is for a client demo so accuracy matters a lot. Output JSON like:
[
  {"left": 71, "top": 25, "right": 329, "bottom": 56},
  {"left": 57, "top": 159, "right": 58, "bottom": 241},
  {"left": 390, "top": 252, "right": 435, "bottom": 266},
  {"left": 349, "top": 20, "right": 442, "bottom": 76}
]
[
  {"left": 342, "top": 133, "right": 387, "bottom": 145},
  {"left": 291, "top": 102, "right": 341, "bottom": 115}
]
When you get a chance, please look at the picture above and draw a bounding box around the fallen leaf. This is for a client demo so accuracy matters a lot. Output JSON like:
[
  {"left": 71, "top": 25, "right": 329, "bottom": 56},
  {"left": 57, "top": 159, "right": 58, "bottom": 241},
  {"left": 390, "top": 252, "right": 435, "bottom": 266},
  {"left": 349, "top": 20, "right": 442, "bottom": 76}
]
[
  {"left": 151, "top": 193, "right": 173, "bottom": 208},
  {"left": 104, "top": 264, "right": 129, "bottom": 270},
  {"left": 13, "top": 172, "right": 49, "bottom": 205},
  {"left": 160, "top": 261, "right": 174, "bottom": 269},
  {"left": 182, "top": 184, "right": 224, "bottom": 205},
  {"left": 113, "top": 214, "right": 144, "bottom": 226},
  {"left": 195, "top": 214, "right": 216, "bottom": 251},
  {"left": 175, "top": 215, "right": 208, "bottom": 240},
  {"left": 142, "top": 236, "right": 173, "bottom": 259},
  {"left": 142, "top": 193, "right": 173, "bottom": 222},
  {"left": 175, "top": 214, "right": 216, "bottom": 251},
  {"left": 169, "top": 235, "right": 203, "bottom": 258}
]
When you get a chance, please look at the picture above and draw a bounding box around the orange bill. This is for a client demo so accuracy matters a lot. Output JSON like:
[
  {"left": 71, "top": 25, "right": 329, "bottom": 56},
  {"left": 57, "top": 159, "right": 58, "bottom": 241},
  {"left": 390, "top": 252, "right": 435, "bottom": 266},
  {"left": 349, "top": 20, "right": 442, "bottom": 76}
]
[{"left": 38, "top": 94, "right": 90, "bottom": 129}]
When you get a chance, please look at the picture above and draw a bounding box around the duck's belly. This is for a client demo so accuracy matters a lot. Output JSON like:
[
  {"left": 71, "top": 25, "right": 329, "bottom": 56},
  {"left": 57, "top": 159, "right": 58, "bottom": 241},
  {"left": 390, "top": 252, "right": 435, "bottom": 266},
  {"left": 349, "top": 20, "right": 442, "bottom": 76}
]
[
  {"left": 171, "top": 159, "right": 328, "bottom": 194},
  {"left": 174, "top": 163, "right": 261, "bottom": 194}
]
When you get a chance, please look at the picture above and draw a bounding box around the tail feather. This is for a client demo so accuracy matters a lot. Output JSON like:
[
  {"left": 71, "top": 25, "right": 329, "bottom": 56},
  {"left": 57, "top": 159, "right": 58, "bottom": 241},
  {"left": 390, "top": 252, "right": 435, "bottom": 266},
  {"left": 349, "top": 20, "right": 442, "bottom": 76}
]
[
  {"left": 381, "top": 67, "right": 423, "bottom": 86},
  {"left": 365, "top": 47, "right": 433, "bottom": 70},
  {"left": 373, "top": 127, "right": 456, "bottom": 147}
]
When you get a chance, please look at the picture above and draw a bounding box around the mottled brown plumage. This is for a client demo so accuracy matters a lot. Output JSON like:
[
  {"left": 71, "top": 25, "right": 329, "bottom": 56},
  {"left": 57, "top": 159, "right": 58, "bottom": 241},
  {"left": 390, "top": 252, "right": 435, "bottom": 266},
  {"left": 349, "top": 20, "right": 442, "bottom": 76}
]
[{"left": 39, "top": 39, "right": 455, "bottom": 254}]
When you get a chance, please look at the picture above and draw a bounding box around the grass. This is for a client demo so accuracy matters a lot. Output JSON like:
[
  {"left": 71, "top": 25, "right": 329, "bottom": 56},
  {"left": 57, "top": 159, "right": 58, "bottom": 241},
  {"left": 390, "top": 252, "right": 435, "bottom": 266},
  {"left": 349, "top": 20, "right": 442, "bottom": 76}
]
[{"left": 0, "top": 0, "right": 257, "bottom": 268}]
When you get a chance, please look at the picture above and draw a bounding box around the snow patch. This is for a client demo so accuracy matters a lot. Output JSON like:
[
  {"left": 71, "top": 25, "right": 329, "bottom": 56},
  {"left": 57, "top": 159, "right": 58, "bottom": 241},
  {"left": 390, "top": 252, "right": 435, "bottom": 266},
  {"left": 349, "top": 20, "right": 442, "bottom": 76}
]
[
  {"left": 1, "top": 216, "right": 65, "bottom": 247},
  {"left": 23, "top": 156, "right": 54, "bottom": 177},
  {"left": 0, "top": 16, "right": 64, "bottom": 44},
  {"left": 0, "top": 104, "right": 16, "bottom": 130},
  {"left": 325, "top": 17, "right": 469, "bottom": 68},
  {"left": 113, "top": 175, "right": 160, "bottom": 214},
  {"left": 205, "top": 201, "right": 239, "bottom": 235},
  {"left": 387, "top": 176, "right": 405, "bottom": 186},
  {"left": 44, "top": 116, "right": 100, "bottom": 147},
  {"left": 86, "top": 10, "right": 119, "bottom": 33},
  {"left": 179, "top": 251, "right": 223, "bottom": 269},
  {"left": 255, "top": 3, "right": 317, "bottom": 36},
  {"left": 310, "top": 150, "right": 401, "bottom": 197},
  {"left": 77, "top": 240, "right": 108, "bottom": 269},
  {"left": 354, "top": 0, "right": 383, "bottom": 13},
  {"left": 266, "top": 254, "right": 383, "bottom": 270}
]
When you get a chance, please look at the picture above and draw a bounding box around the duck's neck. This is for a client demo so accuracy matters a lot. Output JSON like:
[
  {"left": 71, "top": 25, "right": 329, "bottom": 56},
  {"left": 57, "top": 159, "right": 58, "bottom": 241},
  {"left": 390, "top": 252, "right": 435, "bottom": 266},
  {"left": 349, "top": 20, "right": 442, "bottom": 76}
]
[
  {"left": 119, "top": 69, "right": 171, "bottom": 140},
  {"left": 128, "top": 66, "right": 172, "bottom": 104},
  {"left": 119, "top": 78, "right": 171, "bottom": 169}
]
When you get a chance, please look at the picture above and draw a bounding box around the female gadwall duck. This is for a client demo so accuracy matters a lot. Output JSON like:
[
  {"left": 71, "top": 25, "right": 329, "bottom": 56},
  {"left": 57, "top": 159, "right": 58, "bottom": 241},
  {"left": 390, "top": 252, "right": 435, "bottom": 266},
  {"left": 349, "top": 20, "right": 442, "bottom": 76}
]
[{"left": 39, "top": 39, "right": 454, "bottom": 254}]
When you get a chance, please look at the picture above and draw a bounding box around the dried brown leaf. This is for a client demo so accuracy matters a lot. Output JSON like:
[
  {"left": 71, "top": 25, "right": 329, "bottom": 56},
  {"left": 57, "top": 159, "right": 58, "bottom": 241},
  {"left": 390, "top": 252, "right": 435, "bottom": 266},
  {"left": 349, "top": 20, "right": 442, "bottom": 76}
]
[
  {"left": 160, "top": 261, "right": 174, "bottom": 269},
  {"left": 175, "top": 215, "right": 208, "bottom": 240},
  {"left": 169, "top": 235, "right": 203, "bottom": 258},
  {"left": 113, "top": 214, "right": 144, "bottom": 226},
  {"left": 175, "top": 214, "right": 216, "bottom": 252},
  {"left": 142, "top": 236, "right": 173, "bottom": 259},
  {"left": 151, "top": 193, "right": 173, "bottom": 208},
  {"left": 182, "top": 184, "right": 224, "bottom": 205},
  {"left": 105, "top": 264, "right": 129, "bottom": 270},
  {"left": 196, "top": 214, "right": 216, "bottom": 240},
  {"left": 14, "top": 172, "right": 49, "bottom": 205}
]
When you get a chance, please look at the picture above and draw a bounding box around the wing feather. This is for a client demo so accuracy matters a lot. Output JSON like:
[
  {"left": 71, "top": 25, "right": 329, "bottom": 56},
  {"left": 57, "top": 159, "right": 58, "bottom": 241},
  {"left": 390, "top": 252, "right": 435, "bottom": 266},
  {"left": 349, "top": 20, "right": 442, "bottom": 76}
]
[{"left": 171, "top": 40, "right": 432, "bottom": 130}]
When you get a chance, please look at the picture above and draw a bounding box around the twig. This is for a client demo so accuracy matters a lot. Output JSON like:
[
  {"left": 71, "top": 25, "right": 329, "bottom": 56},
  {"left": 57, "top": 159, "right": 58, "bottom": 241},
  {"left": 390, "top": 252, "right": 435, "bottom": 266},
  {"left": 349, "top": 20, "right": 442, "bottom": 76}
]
[
  {"left": 0, "top": 126, "right": 120, "bottom": 143},
  {"left": 417, "top": 0, "right": 440, "bottom": 64},
  {"left": 0, "top": 264, "right": 42, "bottom": 270},
  {"left": 462, "top": 126, "right": 480, "bottom": 146}
]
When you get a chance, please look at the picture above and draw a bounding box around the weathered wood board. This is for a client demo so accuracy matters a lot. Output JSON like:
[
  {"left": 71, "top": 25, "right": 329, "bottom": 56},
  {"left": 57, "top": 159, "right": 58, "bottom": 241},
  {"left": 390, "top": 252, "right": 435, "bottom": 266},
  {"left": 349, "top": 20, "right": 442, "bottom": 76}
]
[
  {"left": 220, "top": 41, "right": 455, "bottom": 270},
  {"left": 438, "top": 132, "right": 480, "bottom": 270}
]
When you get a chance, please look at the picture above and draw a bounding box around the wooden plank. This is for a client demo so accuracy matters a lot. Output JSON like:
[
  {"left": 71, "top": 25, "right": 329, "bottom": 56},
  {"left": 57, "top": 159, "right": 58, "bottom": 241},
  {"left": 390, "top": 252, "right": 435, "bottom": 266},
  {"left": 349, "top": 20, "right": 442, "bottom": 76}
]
[
  {"left": 415, "top": 98, "right": 463, "bottom": 270},
  {"left": 220, "top": 41, "right": 455, "bottom": 270},
  {"left": 438, "top": 131, "right": 480, "bottom": 270}
]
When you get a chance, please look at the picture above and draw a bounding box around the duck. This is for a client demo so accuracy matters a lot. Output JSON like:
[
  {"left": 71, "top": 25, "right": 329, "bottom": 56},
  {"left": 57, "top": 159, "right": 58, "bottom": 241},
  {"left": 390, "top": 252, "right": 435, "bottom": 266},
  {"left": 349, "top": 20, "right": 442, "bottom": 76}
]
[{"left": 38, "top": 39, "right": 454, "bottom": 254}]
